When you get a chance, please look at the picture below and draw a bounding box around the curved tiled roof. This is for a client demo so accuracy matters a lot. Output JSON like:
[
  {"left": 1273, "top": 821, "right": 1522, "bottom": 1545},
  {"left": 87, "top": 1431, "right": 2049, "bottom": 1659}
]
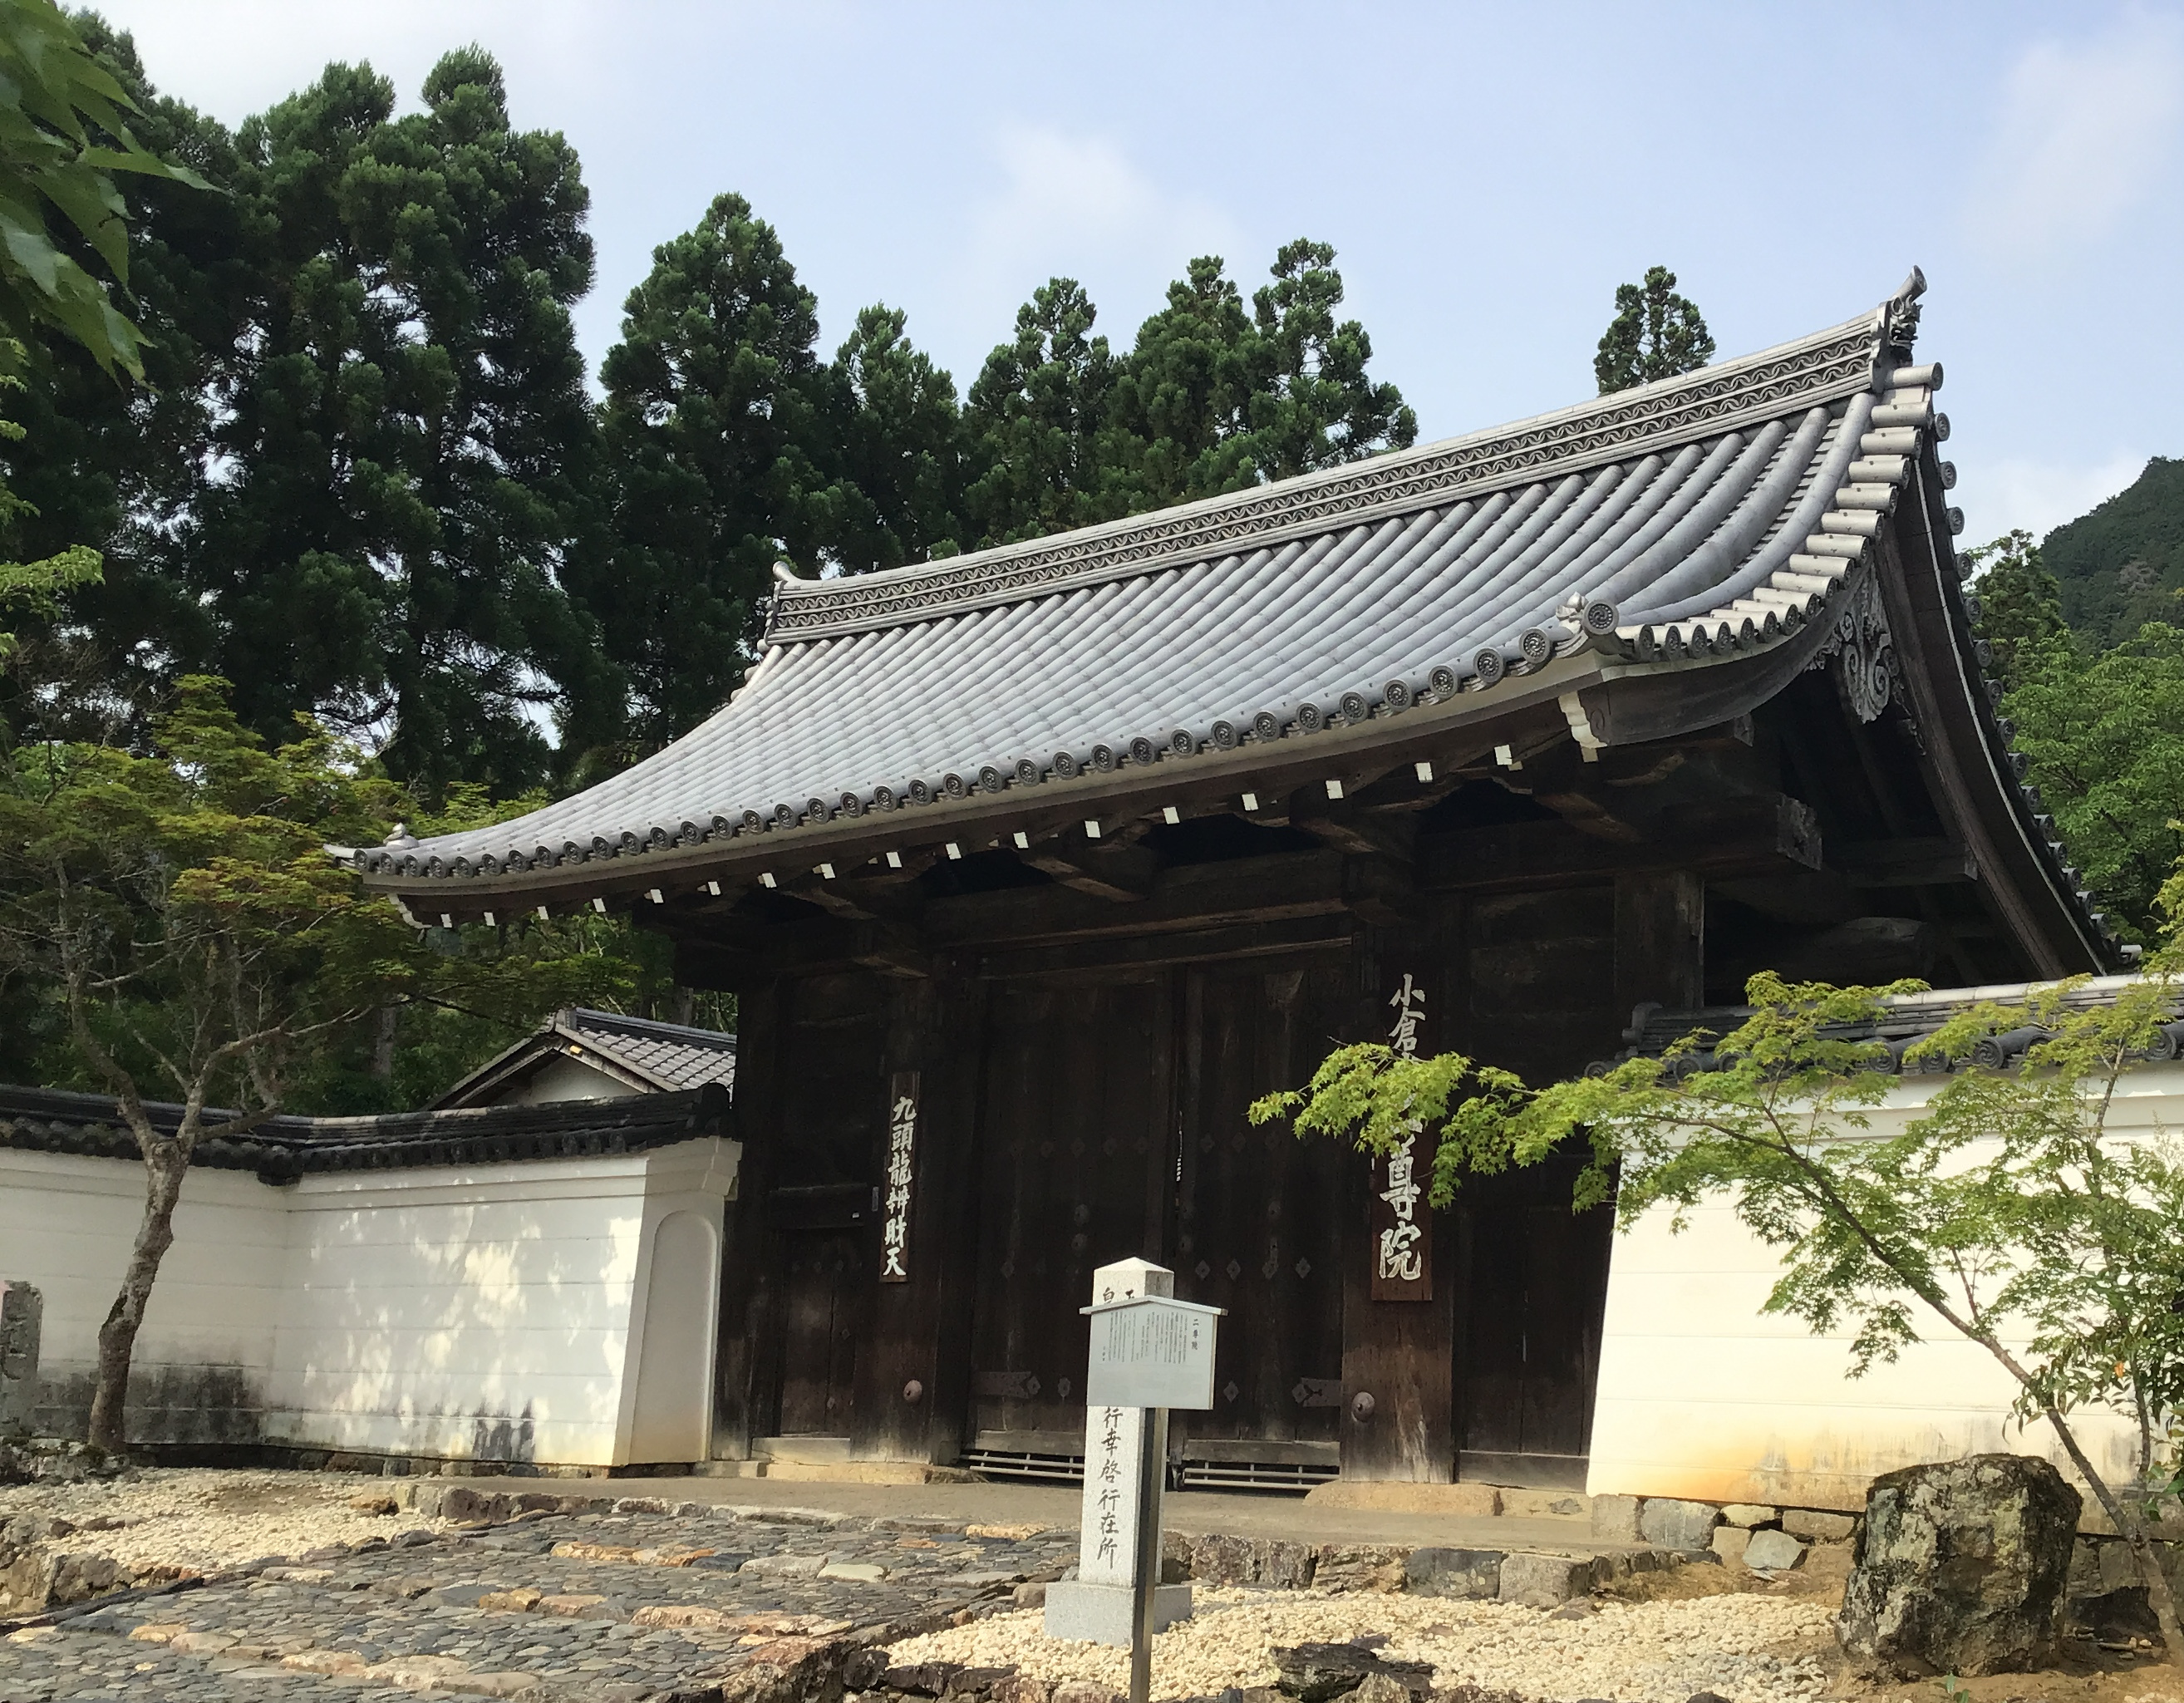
[
  {"left": 361, "top": 274, "right": 2103, "bottom": 972},
  {"left": 432, "top": 1007, "right": 737, "bottom": 1109},
  {"left": 0, "top": 1083, "right": 730, "bottom": 1181}
]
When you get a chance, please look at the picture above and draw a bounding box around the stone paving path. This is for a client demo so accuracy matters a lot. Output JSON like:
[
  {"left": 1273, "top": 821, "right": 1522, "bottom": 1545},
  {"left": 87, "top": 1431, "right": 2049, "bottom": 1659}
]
[{"left": 0, "top": 1498, "right": 1073, "bottom": 1701}]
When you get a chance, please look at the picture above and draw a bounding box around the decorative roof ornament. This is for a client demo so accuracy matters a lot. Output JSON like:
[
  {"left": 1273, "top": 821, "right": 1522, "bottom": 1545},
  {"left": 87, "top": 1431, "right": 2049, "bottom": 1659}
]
[
  {"left": 1883, "top": 265, "right": 1926, "bottom": 358},
  {"left": 384, "top": 822, "right": 417, "bottom": 849}
]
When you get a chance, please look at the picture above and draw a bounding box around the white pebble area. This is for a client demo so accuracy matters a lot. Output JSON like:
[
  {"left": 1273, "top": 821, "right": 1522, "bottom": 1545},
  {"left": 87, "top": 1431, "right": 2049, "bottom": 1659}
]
[
  {"left": 889, "top": 1587, "right": 1837, "bottom": 1703},
  {"left": 0, "top": 1469, "right": 444, "bottom": 1573}
]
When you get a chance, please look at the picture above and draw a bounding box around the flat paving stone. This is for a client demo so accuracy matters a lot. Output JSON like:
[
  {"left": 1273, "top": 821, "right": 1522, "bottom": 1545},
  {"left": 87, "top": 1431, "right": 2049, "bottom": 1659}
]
[{"left": 2, "top": 1500, "right": 1048, "bottom": 1701}]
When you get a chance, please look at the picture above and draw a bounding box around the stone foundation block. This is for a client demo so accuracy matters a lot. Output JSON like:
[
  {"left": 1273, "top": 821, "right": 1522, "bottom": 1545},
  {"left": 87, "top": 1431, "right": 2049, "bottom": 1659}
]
[
  {"left": 1589, "top": 1494, "right": 1641, "bottom": 1543},
  {"left": 1783, "top": 1509, "right": 1856, "bottom": 1542},
  {"left": 1311, "top": 1544, "right": 1409, "bottom": 1593},
  {"left": 1719, "top": 1504, "right": 1778, "bottom": 1528},
  {"left": 1043, "top": 1579, "right": 1192, "bottom": 1646},
  {"left": 1404, "top": 1547, "right": 1501, "bottom": 1598},
  {"left": 1497, "top": 1551, "right": 1591, "bottom": 1607},
  {"left": 1301, "top": 1481, "right": 1500, "bottom": 1517},
  {"left": 1638, "top": 1498, "right": 1720, "bottom": 1552},
  {"left": 1743, "top": 1528, "right": 1807, "bottom": 1572},
  {"left": 1709, "top": 1525, "right": 1750, "bottom": 1567}
]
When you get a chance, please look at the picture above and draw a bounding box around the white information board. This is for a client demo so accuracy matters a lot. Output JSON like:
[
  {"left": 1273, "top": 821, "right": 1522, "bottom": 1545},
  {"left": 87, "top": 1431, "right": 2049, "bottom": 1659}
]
[{"left": 1081, "top": 1294, "right": 1224, "bottom": 1410}]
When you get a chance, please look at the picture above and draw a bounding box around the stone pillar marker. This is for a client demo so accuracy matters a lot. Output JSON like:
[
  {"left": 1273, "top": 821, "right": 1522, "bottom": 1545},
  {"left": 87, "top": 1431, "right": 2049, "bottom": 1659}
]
[
  {"left": 0, "top": 1280, "right": 42, "bottom": 1435},
  {"left": 1045, "top": 1257, "right": 1222, "bottom": 1703}
]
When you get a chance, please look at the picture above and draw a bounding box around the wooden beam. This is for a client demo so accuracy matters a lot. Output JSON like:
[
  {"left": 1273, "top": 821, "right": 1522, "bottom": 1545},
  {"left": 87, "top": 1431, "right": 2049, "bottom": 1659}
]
[
  {"left": 1419, "top": 795, "right": 1822, "bottom": 893},
  {"left": 923, "top": 849, "right": 1348, "bottom": 950},
  {"left": 1021, "top": 831, "right": 1159, "bottom": 900},
  {"left": 1832, "top": 839, "right": 1979, "bottom": 887},
  {"left": 975, "top": 911, "right": 1352, "bottom": 980}
]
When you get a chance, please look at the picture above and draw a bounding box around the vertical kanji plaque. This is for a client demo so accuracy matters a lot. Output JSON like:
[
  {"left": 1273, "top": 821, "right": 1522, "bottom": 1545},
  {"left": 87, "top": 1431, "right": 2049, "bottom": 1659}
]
[
  {"left": 879, "top": 1071, "right": 919, "bottom": 1282},
  {"left": 1370, "top": 970, "right": 1432, "bottom": 1302}
]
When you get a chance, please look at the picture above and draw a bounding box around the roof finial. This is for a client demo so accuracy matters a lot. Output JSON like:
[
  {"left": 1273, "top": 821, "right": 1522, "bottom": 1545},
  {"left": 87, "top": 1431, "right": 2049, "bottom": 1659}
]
[
  {"left": 384, "top": 821, "right": 417, "bottom": 848},
  {"left": 772, "top": 559, "right": 809, "bottom": 586},
  {"left": 1881, "top": 265, "right": 1926, "bottom": 362}
]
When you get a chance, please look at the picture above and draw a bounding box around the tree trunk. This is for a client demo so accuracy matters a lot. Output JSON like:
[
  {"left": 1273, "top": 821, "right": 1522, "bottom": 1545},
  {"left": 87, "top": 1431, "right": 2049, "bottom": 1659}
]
[
  {"left": 370, "top": 1004, "right": 398, "bottom": 1081},
  {"left": 84, "top": 1147, "right": 189, "bottom": 1456},
  {"left": 2041, "top": 1402, "right": 2184, "bottom": 1666}
]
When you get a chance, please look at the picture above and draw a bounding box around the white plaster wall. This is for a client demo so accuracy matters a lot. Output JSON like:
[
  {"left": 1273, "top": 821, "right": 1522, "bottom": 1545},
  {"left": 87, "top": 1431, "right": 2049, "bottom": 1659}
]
[
  {"left": 0, "top": 1149, "right": 287, "bottom": 1434},
  {"left": 0, "top": 1134, "right": 737, "bottom": 1465},
  {"left": 263, "top": 1136, "right": 738, "bottom": 1466},
  {"left": 1586, "top": 1066, "right": 2180, "bottom": 1511}
]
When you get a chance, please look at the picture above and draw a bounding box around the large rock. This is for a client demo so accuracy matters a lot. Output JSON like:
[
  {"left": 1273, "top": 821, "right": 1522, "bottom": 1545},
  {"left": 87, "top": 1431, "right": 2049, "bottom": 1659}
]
[
  {"left": 1837, "top": 1454, "right": 2083, "bottom": 1677},
  {"left": 1271, "top": 1643, "right": 1433, "bottom": 1702}
]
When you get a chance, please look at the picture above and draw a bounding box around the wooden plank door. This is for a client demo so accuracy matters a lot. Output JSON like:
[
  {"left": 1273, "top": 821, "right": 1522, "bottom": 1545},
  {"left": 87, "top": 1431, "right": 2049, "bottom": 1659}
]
[
  {"left": 1452, "top": 1149, "right": 1614, "bottom": 1487},
  {"left": 775, "top": 1229, "right": 866, "bottom": 1435},
  {"left": 1173, "top": 961, "right": 1350, "bottom": 1450},
  {"left": 967, "top": 975, "right": 1173, "bottom": 1446}
]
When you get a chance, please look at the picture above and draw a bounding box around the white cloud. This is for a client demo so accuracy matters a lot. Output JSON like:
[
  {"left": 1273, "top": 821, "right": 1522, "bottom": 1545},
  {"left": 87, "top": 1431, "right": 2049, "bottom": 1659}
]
[
  {"left": 953, "top": 125, "right": 1246, "bottom": 351},
  {"left": 1955, "top": 451, "right": 2147, "bottom": 544},
  {"left": 1961, "top": 8, "right": 2184, "bottom": 259}
]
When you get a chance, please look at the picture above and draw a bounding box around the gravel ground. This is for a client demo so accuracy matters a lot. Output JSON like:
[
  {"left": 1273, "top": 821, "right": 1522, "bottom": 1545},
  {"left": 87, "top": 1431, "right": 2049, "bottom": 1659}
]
[
  {"left": 0, "top": 1469, "right": 445, "bottom": 1573},
  {"left": 888, "top": 1587, "right": 1837, "bottom": 1703}
]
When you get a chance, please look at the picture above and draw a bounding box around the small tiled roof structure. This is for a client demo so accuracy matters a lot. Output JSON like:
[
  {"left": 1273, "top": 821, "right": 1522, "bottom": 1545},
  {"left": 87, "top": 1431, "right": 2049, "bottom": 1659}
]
[
  {"left": 0, "top": 1082, "right": 730, "bottom": 1184},
  {"left": 431, "top": 1007, "right": 738, "bottom": 1110},
  {"left": 1607, "top": 973, "right": 2184, "bottom": 1074},
  {"left": 356, "top": 272, "right": 2110, "bottom": 976}
]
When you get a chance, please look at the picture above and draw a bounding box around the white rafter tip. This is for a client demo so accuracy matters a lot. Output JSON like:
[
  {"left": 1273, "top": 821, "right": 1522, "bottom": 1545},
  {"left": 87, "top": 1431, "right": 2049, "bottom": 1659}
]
[
  {"left": 1325, "top": 779, "right": 1344, "bottom": 800},
  {"left": 482, "top": 911, "right": 495, "bottom": 927},
  {"left": 817, "top": 864, "right": 834, "bottom": 880},
  {"left": 1012, "top": 831, "right": 1030, "bottom": 849},
  {"left": 945, "top": 843, "right": 962, "bottom": 860},
  {"left": 1083, "top": 820, "right": 1102, "bottom": 839},
  {"left": 535, "top": 905, "right": 550, "bottom": 920},
  {"left": 706, "top": 880, "right": 721, "bottom": 896},
  {"left": 590, "top": 897, "right": 607, "bottom": 913},
  {"left": 1162, "top": 805, "right": 1180, "bottom": 824},
  {"left": 1494, "top": 744, "right": 1518, "bottom": 768},
  {"left": 439, "top": 913, "right": 454, "bottom": 929},
  {"left": 885, "top": 850, "right": 903, "bottom": 869},
  {"left": 647, "top": 887, "right": 664, "bottom": 903},
  {"left": 760, "top": 872, "right": 777, "bottom": 888},
  {"left": 1242, "top": 791, "right": 1259, "bottom": 811},
  {"left": 1415, "top": 761, "right": 1434, "bottom": 782}
]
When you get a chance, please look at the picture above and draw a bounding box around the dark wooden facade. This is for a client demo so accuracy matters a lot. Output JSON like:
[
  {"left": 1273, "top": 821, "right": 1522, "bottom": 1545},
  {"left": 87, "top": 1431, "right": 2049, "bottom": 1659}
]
[
  {"left": 366, "top": 284, "right": 2113, "bottom": 1486},
  {"left": 685, "top": 627, "right": 2079, "bottom": 1486}
]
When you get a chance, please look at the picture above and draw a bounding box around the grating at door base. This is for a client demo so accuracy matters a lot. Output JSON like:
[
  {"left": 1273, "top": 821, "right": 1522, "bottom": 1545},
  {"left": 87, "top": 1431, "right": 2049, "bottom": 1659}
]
[{"left": 962, "top": 1449, "right": 1327, "bottom": 1493}]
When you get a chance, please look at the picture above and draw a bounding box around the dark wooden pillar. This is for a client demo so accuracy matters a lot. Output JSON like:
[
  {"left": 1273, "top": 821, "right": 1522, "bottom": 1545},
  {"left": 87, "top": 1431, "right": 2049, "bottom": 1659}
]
[
  {"left": 1614, "top": 870, "right": 1704, "bottom": 1025},
  {"left": 712, "top": 979, "right": 783, "bottom": 1459},
  {"left": 1337, "top": 910, "right": 1460, "bottom": 1482},
  {"left": 849, "top": 972, "right": 988, "bottom": 1464}
]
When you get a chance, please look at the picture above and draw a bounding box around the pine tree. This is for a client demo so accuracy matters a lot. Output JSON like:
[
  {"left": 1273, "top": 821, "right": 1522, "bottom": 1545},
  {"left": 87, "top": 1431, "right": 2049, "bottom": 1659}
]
[
  {"left": 962, "top": 278, "right": 1122, "bottom": 545},
  {"left": 180, "top": 48, "right": 608, "bottom": 799},
  {"left": 1594, "top": 265, "right": 1716, "bottom": 394},
  {"left": 821, "top": 303, "right": 966, "bottom": 573},
  {"left": 575, "top": 192, "right": 846, "bottom": 751},
  {"left": 1238, "top": 239, "right": 1416, "bottom": 478}
]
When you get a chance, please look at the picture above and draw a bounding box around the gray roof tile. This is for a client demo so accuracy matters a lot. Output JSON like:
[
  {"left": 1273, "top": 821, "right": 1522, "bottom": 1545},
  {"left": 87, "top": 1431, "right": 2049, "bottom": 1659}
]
[{"left": 366, "top": 288, "right": 1971, "bottom": 888}]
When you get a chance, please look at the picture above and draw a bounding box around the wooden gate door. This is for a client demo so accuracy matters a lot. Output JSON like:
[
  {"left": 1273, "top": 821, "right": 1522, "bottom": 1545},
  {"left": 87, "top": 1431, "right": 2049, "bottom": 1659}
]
[
  {"left": 1452, "top": 1149, "right": 1614, "bottom": 1488},
  {"left": 765, "top": 973, "right": 888, "bottom": 1440},
  {"left": 1173, "top": 961, "right": 1350, "bottom": 1474},
  {"left": 966, "top": 975, "right": 1173, "bottom": 1454},
  {"left": 775, "top": 1230, "right": 867, "bottom": 1435}
]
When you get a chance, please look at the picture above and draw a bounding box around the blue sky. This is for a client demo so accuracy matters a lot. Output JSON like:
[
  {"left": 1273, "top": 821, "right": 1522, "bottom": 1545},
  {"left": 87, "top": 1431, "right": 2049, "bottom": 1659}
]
[{"left": 100, "top": 1, "right": 2184, "bottom": 544}]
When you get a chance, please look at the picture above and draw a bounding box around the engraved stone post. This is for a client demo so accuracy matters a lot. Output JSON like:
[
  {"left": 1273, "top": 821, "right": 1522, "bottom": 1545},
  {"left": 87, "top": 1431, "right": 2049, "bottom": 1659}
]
[
  {"left": 0, "top": 1281, "right": 43, "bottom": 1435},
  {"left": 1044, "top": 1257, "right": 1217, "bottom": 1661}
]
